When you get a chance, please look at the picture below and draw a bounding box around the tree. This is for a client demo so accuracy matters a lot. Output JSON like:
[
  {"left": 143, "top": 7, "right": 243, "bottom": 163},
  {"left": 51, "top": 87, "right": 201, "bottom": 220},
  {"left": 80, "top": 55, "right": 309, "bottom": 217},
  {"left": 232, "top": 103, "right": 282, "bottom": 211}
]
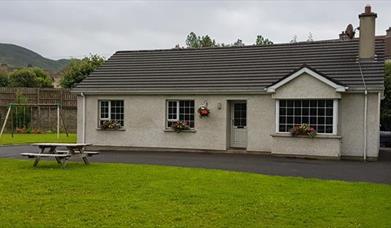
[
  {"left": 32, "top": 67, "right": 53, "bottom": 87},
  {"left": 9, "top": 67, "right": 53, "bottom": 88},
  {"left": 60, "top": 54, "right": 105, "bottom": 88},
  {"left": 290, "top": 35, "right": 298, "bottom": 43},
  {"left": 199, "top": 35, "right": 217, "bottom": 48},
  {"left": 0, "top": 72, "right": 9, "bottom": 87},
  {"left": 233, "top": 39, "right": 245, "bottom": 47},
  {"left": 307, "top": 32, "right": 314, "bottom": 42},
  {"left": 185, "top": 32, "right": 217, "bottom": 48},
  {"left": 381, "top": 62, "right": 391, "bottom": 130},
  {"left": 186, "top": 32, "right": 201, "bottom": 48},
  {"left": 255, "top": 35, "right": 273, "bottom": 46}
]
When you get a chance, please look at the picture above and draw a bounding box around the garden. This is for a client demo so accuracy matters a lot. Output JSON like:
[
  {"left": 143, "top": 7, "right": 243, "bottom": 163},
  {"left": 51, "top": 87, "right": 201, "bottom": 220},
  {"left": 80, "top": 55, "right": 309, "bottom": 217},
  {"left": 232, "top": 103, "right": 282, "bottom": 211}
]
[{"left": 0, "top": 159, "right": 390, "bottom": 227}]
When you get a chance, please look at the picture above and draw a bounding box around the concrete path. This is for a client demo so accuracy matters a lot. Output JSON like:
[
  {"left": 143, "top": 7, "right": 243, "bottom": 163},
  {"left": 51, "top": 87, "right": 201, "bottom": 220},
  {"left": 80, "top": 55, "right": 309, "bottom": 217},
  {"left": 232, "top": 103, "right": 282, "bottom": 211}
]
[{"left": 1, "top": 145, "right": 391, "bottom": 184}]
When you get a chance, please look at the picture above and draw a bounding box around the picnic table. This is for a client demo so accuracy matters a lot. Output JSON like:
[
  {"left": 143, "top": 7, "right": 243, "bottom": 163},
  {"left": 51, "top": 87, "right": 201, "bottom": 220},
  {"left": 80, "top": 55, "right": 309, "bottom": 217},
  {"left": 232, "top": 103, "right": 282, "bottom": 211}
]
[{"left": 21, "top": 143, "right": 99, "bottom": 168}]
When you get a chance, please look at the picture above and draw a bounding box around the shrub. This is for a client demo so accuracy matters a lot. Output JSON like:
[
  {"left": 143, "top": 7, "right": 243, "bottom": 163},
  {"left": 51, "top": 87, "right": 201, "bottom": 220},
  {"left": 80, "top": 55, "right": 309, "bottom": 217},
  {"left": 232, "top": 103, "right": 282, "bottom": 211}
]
[
  {"left": 0, "top": 72, "right": 9, "bottom": 87},
  {"left": 9, "top": 67, "right": 53, "bottom": 88},
  {"left": 16, "top": 127, "right": 27, "bottom": 134}
]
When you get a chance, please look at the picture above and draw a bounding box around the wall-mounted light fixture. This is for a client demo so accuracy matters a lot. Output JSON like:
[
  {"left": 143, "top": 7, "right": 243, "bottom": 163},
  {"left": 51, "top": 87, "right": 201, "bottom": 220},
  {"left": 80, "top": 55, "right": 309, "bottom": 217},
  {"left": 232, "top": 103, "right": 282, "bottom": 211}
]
[{"left": 217, "top": 102, "right": 222, "bottom": 110}]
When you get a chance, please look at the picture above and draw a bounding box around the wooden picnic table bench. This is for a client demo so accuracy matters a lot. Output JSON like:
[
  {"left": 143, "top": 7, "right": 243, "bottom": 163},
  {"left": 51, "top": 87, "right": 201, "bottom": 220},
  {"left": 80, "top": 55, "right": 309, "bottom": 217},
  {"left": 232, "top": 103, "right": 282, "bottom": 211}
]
[{"left": 21, "top": 143, "right": 98, "bottom": 168}]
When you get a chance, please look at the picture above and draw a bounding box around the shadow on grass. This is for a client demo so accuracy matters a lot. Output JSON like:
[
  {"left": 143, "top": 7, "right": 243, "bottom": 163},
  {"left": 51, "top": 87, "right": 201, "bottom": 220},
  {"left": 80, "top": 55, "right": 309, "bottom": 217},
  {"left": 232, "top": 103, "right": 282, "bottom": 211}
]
[{"left": 20, "top": 160, "right": 98, "bottom": 170}]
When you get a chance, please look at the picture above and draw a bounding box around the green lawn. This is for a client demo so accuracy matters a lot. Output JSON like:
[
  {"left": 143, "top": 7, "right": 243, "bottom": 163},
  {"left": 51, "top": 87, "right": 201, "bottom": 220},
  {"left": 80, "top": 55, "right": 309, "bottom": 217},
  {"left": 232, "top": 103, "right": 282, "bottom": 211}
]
[
  {"left": 0, "top": 133, "right": 76, "bottom": 145},
  {"left": 0, "top": 159, "right": 390, "bottom": 227}
]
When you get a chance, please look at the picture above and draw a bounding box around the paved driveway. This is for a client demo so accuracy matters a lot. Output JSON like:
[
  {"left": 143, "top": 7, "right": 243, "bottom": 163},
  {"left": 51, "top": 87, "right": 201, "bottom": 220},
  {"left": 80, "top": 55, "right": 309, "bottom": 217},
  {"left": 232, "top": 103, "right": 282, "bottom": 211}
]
[{"left": 1, "top": 145, "right": 390, "bottom": 184}]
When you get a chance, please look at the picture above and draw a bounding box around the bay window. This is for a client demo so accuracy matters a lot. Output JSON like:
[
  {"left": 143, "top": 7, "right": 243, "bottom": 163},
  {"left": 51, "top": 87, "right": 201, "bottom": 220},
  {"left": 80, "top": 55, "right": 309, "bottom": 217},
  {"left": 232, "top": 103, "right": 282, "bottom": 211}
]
[{"left": 277, "top": 99, "right": 337, "bottom": 134}]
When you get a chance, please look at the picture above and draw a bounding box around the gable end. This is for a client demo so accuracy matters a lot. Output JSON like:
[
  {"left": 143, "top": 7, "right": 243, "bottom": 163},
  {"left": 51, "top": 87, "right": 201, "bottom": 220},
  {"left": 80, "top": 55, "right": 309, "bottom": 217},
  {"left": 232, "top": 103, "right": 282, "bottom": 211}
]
[{"left": 266, "top": 66, "right": 348, "bottom": 93}]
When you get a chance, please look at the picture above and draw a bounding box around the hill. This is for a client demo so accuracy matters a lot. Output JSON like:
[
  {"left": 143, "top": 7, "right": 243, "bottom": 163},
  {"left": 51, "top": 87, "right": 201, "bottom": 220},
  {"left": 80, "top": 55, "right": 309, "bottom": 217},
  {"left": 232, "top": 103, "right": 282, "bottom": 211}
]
[{"left": 0, "top": 43, "right": 69, "bottom": 73}]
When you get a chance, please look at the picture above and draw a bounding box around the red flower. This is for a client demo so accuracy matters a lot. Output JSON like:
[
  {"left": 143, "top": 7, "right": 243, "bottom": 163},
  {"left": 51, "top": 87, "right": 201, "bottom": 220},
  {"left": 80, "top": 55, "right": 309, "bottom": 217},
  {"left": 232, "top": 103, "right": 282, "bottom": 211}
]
[{"left": 198, "top": 106, "right": 210, "bottom": 117}]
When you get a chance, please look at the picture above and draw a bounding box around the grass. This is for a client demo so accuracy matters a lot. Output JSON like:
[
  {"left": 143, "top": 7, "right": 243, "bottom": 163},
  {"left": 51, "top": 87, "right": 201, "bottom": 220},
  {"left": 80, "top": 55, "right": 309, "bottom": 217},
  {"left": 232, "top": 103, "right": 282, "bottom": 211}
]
[
  {"left": 0, "top": 159, "right": 390, "bottom": 227},
  {"left": 0, "top": 133, "right": 76, "bottom": 145}
]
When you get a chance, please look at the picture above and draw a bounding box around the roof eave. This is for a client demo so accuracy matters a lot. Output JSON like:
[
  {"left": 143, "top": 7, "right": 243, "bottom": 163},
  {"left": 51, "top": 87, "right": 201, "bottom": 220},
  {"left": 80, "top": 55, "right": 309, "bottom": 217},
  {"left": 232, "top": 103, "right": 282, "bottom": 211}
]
[{"left": 70, "top": 88, "right": 269, "bottom": 95}]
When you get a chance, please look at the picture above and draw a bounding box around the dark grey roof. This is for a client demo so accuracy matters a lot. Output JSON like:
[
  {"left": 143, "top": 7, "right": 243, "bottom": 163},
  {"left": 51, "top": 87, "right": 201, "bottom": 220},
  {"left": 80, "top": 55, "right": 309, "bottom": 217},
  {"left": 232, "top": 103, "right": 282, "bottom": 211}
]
[{"left": 73, "top": 37, "right": 385, "bottom": 94}]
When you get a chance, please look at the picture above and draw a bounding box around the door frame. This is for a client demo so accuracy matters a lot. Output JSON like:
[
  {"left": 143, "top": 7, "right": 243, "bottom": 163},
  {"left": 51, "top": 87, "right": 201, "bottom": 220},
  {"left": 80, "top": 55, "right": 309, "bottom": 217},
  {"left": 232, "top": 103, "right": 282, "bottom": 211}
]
[{"left": 228, "top": 100, "right": 248, "bottom": 149}]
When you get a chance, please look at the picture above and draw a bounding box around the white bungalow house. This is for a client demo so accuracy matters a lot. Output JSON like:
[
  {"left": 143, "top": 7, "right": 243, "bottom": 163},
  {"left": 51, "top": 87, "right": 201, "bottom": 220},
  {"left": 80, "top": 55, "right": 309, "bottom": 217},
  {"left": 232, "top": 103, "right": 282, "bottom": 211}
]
[{"left": 73, "top": 6, "right": 389, "bottom": 160}]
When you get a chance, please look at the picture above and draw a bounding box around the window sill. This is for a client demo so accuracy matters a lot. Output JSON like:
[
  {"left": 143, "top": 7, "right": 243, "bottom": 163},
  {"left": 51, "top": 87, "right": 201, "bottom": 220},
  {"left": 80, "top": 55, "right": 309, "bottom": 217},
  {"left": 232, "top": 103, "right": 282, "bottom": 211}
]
[
  {"left": 164, "top": 129, "right": 197, "bottom": 133},
  {"left": 271, "top": 133, "right": 341, "bottom": 139},
  {"left": 96, "top": 128, "right": 126, "bottom": 131}
]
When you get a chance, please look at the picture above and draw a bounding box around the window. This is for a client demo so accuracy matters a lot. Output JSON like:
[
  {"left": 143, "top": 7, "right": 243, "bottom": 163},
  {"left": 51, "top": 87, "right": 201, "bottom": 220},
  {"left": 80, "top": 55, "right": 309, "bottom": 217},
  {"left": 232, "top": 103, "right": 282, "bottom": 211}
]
[
  {"left": 277, "top": 99, "right": 336, "bottom": 134},
  {"left": 167, "top": 100, "right": 195, "bottom": 128},
  {"left": 99, "top": 100, "right": 124, "bottom": 127},
  {"left": 233, "top": 103, "right": 247, "bottom": 128}
]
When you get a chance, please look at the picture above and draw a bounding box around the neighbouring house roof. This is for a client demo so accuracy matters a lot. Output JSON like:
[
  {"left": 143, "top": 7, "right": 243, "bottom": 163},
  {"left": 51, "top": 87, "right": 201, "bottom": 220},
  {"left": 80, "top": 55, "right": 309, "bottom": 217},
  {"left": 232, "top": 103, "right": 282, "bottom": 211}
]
[{"left": 73, "top": 37, "right": 385, "bottom": 94}]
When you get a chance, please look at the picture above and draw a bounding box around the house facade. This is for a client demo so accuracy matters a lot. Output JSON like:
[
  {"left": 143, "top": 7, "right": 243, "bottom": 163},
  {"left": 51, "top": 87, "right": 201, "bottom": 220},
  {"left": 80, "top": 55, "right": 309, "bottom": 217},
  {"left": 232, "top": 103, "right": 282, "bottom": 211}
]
[{"left": 73, "top": 6, "right": 388, "bottom": 160}]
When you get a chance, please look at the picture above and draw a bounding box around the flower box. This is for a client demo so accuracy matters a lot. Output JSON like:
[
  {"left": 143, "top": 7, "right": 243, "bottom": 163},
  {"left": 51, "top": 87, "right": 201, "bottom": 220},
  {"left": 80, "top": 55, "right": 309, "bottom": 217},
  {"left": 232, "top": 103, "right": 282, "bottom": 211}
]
[
  {"left": 100, "top": 120, "right": 122, "bottom": 130},
  {"left": 170, "top": 120, "right": 190, "bottom": 133},
  {"left": 290, "top": 124, "right": 317, "bottom": 138}
]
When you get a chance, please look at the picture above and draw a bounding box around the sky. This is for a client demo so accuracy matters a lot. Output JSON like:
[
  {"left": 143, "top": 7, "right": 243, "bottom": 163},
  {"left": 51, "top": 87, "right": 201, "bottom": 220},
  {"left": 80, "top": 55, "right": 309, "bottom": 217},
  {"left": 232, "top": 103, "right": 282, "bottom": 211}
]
[{"left": 1, "top": 0, "right": 391, "bottom": 60}]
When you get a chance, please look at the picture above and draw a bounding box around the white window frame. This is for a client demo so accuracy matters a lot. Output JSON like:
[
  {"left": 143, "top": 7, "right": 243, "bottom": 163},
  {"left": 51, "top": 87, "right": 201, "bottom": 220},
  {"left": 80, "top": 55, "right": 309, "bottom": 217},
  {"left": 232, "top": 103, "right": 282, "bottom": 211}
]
[
  {"left": 166, "top": 100, "right": 195, "bottom": 128},
  {"left": 99, "top": 100, "right": 110, "bottom": 122},
  {"left": 98, "top": 100, "right": 124, "bottom": 127},
  {"left": 166, "top": 100, "right": 180, "bottom": 122},
  {"left": 275, "top": 99, "right": 338, "bottom": 135}
]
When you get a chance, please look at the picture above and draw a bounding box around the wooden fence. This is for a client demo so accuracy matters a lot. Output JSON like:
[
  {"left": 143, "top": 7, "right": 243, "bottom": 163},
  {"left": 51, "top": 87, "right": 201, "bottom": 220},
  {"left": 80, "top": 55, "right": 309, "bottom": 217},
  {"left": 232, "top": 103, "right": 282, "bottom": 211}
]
[
  {"left": 0, "top": 88, "right": 77, "bottom": 132},
  {"left": 0, "top": 87, "right": 77, "bottom": 107}
]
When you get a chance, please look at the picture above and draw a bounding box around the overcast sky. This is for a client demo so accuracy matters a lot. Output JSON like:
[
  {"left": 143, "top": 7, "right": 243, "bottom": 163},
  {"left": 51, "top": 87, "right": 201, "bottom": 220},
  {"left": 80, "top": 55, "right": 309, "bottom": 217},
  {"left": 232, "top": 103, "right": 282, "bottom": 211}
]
[{"left": 1, "top": 0, "right": 390, "bottom": 60}]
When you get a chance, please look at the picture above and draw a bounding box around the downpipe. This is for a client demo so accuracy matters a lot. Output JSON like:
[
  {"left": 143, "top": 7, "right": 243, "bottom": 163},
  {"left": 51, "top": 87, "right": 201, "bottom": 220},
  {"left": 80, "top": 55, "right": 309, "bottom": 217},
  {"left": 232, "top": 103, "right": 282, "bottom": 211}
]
[
  {"left": 358, "top": 61, "right": 368, "bottom": 161},
  {"left": 81, "top": 92, "right": 86, "bottom": 144},
  {"left": 363, "top": 90, "right": 368, "bottom": 161}
]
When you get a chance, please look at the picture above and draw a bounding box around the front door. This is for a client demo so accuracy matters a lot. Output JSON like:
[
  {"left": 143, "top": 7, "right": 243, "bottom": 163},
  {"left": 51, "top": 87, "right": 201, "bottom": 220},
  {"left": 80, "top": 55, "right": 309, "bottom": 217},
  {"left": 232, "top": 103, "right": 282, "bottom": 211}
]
[{"left": 230, "top": 101, "right": 247, "bottom": 148}]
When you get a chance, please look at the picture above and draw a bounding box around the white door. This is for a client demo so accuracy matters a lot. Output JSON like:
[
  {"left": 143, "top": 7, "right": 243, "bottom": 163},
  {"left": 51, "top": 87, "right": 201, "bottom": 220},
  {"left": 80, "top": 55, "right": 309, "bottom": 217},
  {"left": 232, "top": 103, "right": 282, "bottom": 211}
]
[{"left": 230, "top": 102, "right": 247, "bottom": 148}]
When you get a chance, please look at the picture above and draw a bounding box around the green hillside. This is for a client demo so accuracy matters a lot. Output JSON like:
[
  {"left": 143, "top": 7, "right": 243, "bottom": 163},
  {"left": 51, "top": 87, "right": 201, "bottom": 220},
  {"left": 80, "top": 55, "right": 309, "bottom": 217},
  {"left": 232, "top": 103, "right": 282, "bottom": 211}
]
[{"left": 0, "top": 43, "right": 69, "bottom": 72}]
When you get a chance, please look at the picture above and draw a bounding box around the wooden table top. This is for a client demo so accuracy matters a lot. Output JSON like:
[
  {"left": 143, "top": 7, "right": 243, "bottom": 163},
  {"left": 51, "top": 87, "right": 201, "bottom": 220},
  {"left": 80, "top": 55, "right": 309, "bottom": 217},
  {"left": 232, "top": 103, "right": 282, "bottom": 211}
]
[{"left": 31, "top": 143, "right": 92, "bottom": 147}]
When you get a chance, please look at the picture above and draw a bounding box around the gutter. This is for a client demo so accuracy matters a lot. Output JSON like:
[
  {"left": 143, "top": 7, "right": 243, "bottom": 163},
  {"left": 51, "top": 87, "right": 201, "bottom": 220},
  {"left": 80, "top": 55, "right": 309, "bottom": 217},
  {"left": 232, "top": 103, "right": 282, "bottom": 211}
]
[
  {"left": 71, "top": 89, "right": 270, "bottom": 95},
  {"left": 70, "top": 88, "right": 384, "bottom": 96}
]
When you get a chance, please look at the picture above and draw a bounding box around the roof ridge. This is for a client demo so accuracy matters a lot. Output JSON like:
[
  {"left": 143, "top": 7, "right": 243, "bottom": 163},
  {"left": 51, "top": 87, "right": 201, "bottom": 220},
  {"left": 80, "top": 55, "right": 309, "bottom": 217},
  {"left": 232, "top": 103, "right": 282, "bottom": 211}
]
[
  {"left": 115, "top": 36, "right": 386, "bottom": 54},
  {"left": 115, "top": 39, "right": 350, "bottom": 53}
]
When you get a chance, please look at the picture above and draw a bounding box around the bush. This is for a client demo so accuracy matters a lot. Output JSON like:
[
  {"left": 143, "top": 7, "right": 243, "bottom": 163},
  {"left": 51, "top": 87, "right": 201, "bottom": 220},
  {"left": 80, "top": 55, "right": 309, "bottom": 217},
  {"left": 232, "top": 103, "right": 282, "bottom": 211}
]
[
  {"left": 32, "top": 128, "right": 42, "bottom": 134},
  {"left": 15, "top": 127, "right": 27, "bottom": 134},
  {"left": 0, "top": 72, "right": 9, "bottom": 87},
  {"left": 9, "top": 67, "right": 53, "bottom": 88}
]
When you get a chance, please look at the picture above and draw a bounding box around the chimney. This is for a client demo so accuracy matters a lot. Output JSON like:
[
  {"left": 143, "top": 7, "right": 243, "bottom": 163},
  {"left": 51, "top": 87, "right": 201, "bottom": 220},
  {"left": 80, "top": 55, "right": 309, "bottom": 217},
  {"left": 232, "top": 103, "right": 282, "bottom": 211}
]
[
  {"left": 358, "top": 5, "right": 377, "bottom": 60},
  {"left": 385, "top": 27, "right": 391, "bottom": 60}
]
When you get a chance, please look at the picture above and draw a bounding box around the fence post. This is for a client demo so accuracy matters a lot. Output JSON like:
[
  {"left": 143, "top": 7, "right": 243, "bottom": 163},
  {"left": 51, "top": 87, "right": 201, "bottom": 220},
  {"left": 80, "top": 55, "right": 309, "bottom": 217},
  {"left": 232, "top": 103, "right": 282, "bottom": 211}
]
[
  {"left": 57, "top": 104, "right": 60, "bottom": 139},
  {"left": 37, "top": 88, "right": 41, "bottom": 129}
]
